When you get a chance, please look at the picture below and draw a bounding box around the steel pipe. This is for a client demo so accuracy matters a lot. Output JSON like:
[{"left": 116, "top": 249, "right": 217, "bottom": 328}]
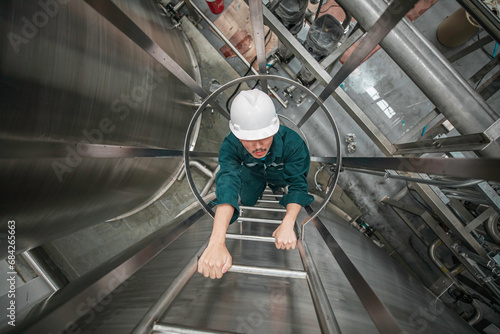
[
  {"left": 201, "top": 165, "right": 220, "bottom": 197},
  {"left": 469, "top": 300, "right": 484, "bottom": 325},
  {"left": 21, "top": 250, "right": 65, "bottom": 292},
  {"left": 335, "top": 0, "right": 500, "bottom": 158}
]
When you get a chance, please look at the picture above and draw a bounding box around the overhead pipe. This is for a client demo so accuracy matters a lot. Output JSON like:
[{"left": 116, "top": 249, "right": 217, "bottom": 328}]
[{"left": 335, "top": 0, "right": 500, "bottom": 158}]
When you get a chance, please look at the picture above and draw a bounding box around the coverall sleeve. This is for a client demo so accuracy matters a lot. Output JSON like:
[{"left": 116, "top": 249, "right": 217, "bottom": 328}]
[
  {"left": 214, "top": 138, "right": 242, "bottom": 221},
  {"left": 280, "top": 141, "right": 314, "bottom": 208}
]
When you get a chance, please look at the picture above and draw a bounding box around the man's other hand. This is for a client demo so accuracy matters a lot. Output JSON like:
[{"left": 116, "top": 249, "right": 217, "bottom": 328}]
[
  {"left": 272, "top": 219, "right": 297, "bottom": 250},
  {"left": 198, "top": 243, "right": 232, "bottom": 279}
]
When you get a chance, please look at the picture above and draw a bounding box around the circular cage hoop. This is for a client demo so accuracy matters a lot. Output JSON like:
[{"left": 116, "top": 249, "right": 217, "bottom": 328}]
[{"left": 183, "top": 74, "right": 342, "bottom": 226}]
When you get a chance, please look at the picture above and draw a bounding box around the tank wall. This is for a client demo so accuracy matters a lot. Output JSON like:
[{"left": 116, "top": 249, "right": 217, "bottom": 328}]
[{"left": 0, "top": 0, "right": 200, "bottom": 257}]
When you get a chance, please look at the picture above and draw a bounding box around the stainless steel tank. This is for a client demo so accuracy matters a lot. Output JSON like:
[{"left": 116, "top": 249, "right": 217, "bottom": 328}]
[{"left": 0, "top": 0, "right": 200, "bottom": 258}]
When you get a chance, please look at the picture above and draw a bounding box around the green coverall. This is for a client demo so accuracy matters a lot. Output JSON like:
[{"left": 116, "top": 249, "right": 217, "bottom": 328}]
[{"left": 214, "top": 125, "right": 314, "bottom": 224}]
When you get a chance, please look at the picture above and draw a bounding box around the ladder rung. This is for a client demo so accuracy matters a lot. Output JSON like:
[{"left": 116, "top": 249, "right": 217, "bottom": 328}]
[
  {"left": 226, "top": 234, "right": 275, "bottom": 242},
  {"left": 228, "top": 264, "right": 307, "bottom": 279},
  {"left": 257, "top": 199, "right": 280, "bottom": 204},
  {"left": 261, "top": 193, "right": 283, "bottom": 198},
  {"left": 240, "top": 205, "right": 286, "bottom": 213},
  {"left": 238, "top": 217, "right": 282, "bottom": 224}
]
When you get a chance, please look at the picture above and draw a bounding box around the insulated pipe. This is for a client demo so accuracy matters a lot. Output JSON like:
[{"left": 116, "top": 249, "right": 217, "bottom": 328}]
[{"left": 335, "top": 0, "right": 500, "bottom": 158}]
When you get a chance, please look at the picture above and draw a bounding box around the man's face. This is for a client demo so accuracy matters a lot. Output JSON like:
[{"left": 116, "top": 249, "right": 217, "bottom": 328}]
[{"left": 240, "top": 136, "right": 274, "bottom": 159}]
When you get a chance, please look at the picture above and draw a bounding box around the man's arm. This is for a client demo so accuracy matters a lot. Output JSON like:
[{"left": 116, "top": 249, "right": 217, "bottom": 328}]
[
  {"left": 272, "top": 203, "right": 301, "bottom": 250},
  {"left": 198, "top": 204, "right": 234, "bottom": 279}
]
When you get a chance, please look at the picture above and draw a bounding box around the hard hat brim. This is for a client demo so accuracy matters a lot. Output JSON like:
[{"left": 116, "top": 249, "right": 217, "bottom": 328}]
[{"left": 229, "top": 116, "right": 280, "bottom": 140}]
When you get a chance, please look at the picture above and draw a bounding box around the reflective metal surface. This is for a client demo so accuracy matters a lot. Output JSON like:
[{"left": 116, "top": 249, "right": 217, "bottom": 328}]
[
  {"left": 304, "top": 206, "right": 402, "bottom": 333},
  {"left": 297, "top": 0, "right": 419, "bottom": 128},
  {"left": 9, "top": 191, "right": 480, "bottom": 333},
  {"left": 0, "top": 0, "right": 200, "bottom": 258},
  {"left": 51, "top": 200, "right": 480, "bottom": 334},
  {"left": 12, "top": 206, "right": 210, "bottom": 334},
  {"left": 248, "top": 0, "right": 268, "bottom": 93},
  {"left": 304, "top": 202, "right": 479, "bottom": 334},
  {"left": 311, "top": 156, "right": 500, "bottom": 182},
  {"left": 335, "top": 0, "right": 500, "bottom": 158}
]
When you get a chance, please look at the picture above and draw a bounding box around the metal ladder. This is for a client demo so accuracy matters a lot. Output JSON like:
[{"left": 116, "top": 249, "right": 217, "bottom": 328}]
[{"left": 132, "top": 189, "right": 341, "bottom": 334}]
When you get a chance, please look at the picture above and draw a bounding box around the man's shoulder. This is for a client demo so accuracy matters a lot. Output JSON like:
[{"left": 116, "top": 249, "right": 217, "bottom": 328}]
[{"left": 278, "top": 125, "right": 305, "bottom": 145}]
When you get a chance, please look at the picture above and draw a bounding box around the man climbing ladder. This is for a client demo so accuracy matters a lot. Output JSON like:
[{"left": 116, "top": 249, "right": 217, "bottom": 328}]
[{"left": 198, "top": 89, "right": 314, "bottom": 279}]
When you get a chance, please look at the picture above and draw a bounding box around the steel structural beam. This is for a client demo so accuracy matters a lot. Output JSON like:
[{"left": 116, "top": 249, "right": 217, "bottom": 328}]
[
  {"left": 394, "top": 133, "right": 491, "bottom": 154},
  {"left": 249, "top": 0, "right": 268, "bottom": 93},
  {"left": 381, "top": 197, "right": 484, "bottom": 277},
  {"left": 335, "top": 0, "right": 500, "bottom": 158},
  {"left": 310, "top": 156, "right": 500, "bottom": 182},
  {"left": 82, "top": 0, "right": 230, "bottom": 120},
  {"left": 261, "top": 5, "right": 396, "bottom": 156},
  {"left": 448, "top": 35, "right": 494, "bottom": 63},
  {"left": 298, "top": 0, "right": 419, "bottom": 128},
  {"left": 412, "top": 183, "right": 488, "bottom": 258}
]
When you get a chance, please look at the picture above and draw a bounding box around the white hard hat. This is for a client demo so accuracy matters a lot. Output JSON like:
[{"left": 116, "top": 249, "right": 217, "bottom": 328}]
[{"left": 229, "top": 89, "right": 279, "bottom": 140}]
